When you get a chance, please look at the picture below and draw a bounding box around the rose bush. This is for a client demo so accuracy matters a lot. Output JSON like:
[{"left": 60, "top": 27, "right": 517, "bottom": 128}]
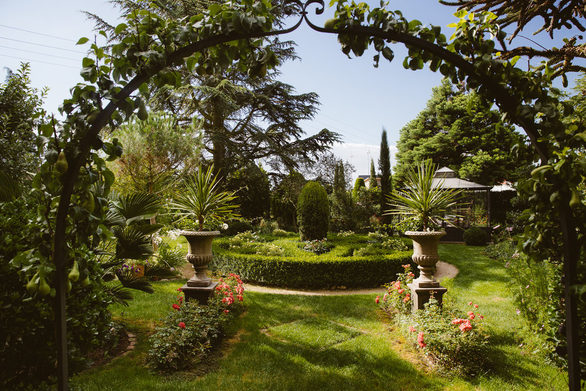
[
  {"left": 399, "top": 298, "right": 488, "bottom": 376},
  {"left": 376, "top": 264, "right": 415, "bottom": 314},
  {"left": 147, "top": 274, "right": 245, "bottom": 371},
  {"left": 376, "top": 265, "right": 489, "bottom": 376}
]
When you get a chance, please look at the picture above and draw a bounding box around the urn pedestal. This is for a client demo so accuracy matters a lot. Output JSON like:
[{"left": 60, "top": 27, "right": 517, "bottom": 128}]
[
  {"left": 180, "top": 230, "right": 220, "bottom": 304},
  {"left": 405, "top": 230, "right": 447, "bottom": 311}
]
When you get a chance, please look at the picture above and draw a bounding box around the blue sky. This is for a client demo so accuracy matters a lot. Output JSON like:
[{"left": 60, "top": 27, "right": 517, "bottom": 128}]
[{"left": 1, "top": 1, "right": 581, "bottom": 177}]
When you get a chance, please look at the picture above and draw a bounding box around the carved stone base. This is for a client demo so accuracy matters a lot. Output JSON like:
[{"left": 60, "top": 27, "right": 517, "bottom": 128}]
[
  {"left": 181, "top": 282, "right": 218, "bottom": 305},
  {"left": 408, "top": 282, "right": 447, "bottom": 312}
]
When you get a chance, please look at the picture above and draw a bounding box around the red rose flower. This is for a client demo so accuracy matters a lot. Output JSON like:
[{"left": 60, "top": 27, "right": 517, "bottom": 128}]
[
  {"left": 178, "top": 322, "right": 186, "bottom": 329},
  {"left": 172, "top": 304, "right": 180, "bottom": 310},
  {"left": 417, "top": 332, "right": 426, "bottom": 348},
  {"left": 375, "top": 296, "right": 380, "bottom": 304}
]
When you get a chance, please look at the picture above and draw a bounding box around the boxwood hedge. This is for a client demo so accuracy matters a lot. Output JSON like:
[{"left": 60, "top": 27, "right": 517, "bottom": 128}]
[{"left": 210, "top": 249, "right": 413, "bottom": 289}]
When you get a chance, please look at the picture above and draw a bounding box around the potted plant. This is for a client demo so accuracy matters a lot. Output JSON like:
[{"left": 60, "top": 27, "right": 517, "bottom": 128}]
[
  {"left": 385, "top": 160, "right": 463, "bottom": 309},
  {"left": 169, "top": 165, "right": 238, "bottom": 300}
]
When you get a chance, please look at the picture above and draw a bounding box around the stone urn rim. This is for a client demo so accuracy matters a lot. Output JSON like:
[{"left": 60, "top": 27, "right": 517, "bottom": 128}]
[
  {"left": 405, "top": 230, "right": 446, "bottom": 238},
  {"left": 179, "top": 230, "right": 221, "bottom": 237}
]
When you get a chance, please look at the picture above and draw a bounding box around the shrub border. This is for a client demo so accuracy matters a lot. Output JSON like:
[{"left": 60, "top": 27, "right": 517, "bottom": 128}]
[{"left": 210, "top": 250, "right": 413, "bottom": 289}]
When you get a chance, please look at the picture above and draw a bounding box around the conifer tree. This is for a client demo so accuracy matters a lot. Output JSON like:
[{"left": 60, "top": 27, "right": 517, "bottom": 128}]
[
  {"left": 379, "top": 129, "right": 392, "bottom": 222},
  {"left": 369, "top": 159, "right": 378, "bottom": 188}
]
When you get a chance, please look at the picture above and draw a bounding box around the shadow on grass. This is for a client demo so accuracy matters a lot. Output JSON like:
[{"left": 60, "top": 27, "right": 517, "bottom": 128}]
[{"left": 230, "top": 329, "right": 443, "bottom": 391}]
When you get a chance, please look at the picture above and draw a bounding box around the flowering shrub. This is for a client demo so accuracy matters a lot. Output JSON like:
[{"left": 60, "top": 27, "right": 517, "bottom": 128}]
[
  {"left": 147, "top": 274, "right": 245, "bottom": 371},
  {"left": 400, "top": 298, "right": 489, "bottom": 376},
  {"left": 302, "top": 239, "right": 330, "bottom": 254},
  {"left": 377, "top": 264, "right": 415, "bottom": 314},
  {"left": 376, "top": 264, "right": 489, "bottom": 376}
]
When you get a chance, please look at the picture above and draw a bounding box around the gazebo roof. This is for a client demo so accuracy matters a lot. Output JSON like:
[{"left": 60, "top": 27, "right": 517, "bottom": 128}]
[
  {"left": 491, "top": 180, "right": 516, "bottom": 192},
  {"left": 432, "top": 167, "right": 490, "bottom": 190}
]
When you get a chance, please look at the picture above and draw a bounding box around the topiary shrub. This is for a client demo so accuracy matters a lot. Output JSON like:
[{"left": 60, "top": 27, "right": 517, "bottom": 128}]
[
  {"left": 463, "top": 227, "right": 490, "bottom": 246},
  {"left": 297, "top": 181, "right": 329, "bottom": 241}
]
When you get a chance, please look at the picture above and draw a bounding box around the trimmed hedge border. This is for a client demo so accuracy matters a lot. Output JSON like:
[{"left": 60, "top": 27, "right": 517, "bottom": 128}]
[{"left": 210, "top": 250, "right": 414, "bottom": 289}]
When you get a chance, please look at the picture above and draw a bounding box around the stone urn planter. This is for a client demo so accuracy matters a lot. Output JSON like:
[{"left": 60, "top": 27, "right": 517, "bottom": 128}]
[
  {"left": 180, "top": 230, "right": 220, "bottom": 303},
  {"left": 405, "top": 230, "right": 447, "bottom": 311}
]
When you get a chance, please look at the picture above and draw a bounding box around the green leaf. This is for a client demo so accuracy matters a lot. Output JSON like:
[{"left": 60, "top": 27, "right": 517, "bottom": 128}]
[
  {"left": 76, "top": 37, "right": 89, "bottom": 45},
  {"left": 408, "top": 20, "right": 422, "bottom": 30},
  {"left": 382, "top": 47, "right": 394, "bottom": 62},
  {"left": 186, "top": 56, "right": 197, "bottom": 72},
  {"left": 39, "top": 124, "right": 53, "bottom": 137},
  {"left": 209, "top": 3, "right": 222, "bottom": 16},
  {"left": 82, "top": 57, "right": 95, "bottom": 68},
  {"left": 114, "top": 23, "right": 128, "bottom": 35}
]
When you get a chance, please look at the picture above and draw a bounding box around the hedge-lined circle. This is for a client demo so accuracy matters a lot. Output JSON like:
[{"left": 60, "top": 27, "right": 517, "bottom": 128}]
[{"left": 211, "top": 249, "right": 413, "bottom": 289}]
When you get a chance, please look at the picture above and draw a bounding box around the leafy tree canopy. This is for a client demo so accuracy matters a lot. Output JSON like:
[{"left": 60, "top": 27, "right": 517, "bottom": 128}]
[
  {"left": 0, "top": 63, "right": 46, "bottom": 180},
  {"left": 109, "top": 112, "right": 203, "bottom": 196},
  {"left": 394, "top": 78, "right": 531, "bottom": 186},
  {"left": 303, "top": 151, "right": 355, "bottom": 193}
]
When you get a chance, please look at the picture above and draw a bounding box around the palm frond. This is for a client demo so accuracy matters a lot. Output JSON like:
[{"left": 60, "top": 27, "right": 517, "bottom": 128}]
[
  {"left": 116, "top": 271, "right": 154, "bottom": 294},
  {"left": 109, "top": 192, "right": 161, "bottom": 225},
  {"left": 168, "top": 165, "right": 239, "bottom": 229},
  {"left": 103, "top": 284, "right": 133, "bottom": 307},
  {"left": 385, "top": 159, "right": 464, "bottom": 230},
  {"left": 114, "top": 226, "right": 154, "bottom": 260}
]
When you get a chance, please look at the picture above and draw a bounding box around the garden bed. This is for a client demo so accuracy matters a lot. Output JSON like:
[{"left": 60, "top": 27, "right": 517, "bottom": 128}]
[{"left": 210, "top": 232, "right": 413, "bottom": 289}]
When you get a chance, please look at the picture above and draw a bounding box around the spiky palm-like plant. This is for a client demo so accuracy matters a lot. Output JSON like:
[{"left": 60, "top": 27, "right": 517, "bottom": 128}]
[
  {"left": 169, "top": 165, "right": 239, "bottom": 231},
  {"left": 385, "top": 160, "right": 463, "bottom": 231}
]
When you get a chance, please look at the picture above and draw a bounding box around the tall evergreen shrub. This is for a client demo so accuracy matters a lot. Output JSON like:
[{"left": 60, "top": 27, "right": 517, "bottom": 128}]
[{"left": 297, "top": 181, "right": 329, "bottom": 240}]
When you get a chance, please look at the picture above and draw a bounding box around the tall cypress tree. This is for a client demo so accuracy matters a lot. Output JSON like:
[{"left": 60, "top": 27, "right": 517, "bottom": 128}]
[
  {"left": 369, "top": 159, "right": 378, "bottom": 188},
  {"left": 333, "top": 161, "right": 346, "bottom": 197},
  {"left": 379, "top": 129, "right": 392, "bottom": 220}
]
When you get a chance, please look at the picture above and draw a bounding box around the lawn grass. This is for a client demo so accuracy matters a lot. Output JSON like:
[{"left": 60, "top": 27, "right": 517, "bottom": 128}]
[{"left": 71, "top": 244, "right": 568, "bottom": 390}]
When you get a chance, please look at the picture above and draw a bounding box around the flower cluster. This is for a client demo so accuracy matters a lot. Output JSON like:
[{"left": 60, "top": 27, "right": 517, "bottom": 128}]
[
  {"left": 400, "top": 297, "right": 489, "bottom": 376},
  {"left": 116, "top": 262, "right": 145, "bottom": 278},
  {"left": 377, "top": 264, "right": 415, "bottom": 314},
  {"left": 148, "top": 274, "right": 246, "bottom": 372},
  {"left": 451, "top": 302, "right": 484, "bottom": 332},
  {"left": 211, "top": 273, "right": 245, "bottom": 314}
]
